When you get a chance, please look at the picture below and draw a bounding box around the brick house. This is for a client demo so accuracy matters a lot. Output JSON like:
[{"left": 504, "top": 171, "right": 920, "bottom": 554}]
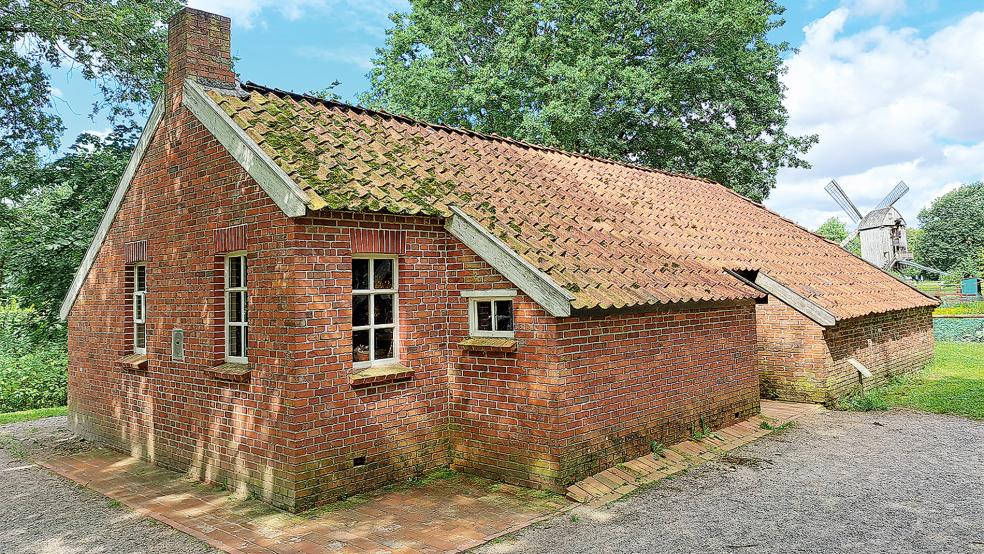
[{"left": 60, "top": 8, "right": 937, "bottom": 511}]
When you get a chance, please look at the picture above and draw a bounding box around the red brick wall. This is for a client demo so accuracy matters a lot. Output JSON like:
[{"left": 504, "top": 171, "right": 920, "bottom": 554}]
[
  {"left": 445, "top": 241, "right": 564, "bottom": 490},
  {"left": 822, "top": 307, "right": 935, "bottom": 399},
  {"left": 68, "top": 93, "right": 303, "bottom": 508},
  {"left": 756, "top": 301, "right": 935, "bottom": 404},
  {"left": 554, "top": 303, "right": 761, "bottom": 484},
  {"left": 283, "top": 212, "right": 452, "bottom": 510}
]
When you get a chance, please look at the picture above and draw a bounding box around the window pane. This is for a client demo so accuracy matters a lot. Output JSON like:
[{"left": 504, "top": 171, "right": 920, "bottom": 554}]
[
  {"left": 134, "top": 294, "right": 143, "bottom": 321},
  {"left": 352, "top": 259, "right": 369, "bottom": 290},
  {"left": 135, "top": 266, "right": 146, "bottom": 292},
  {"left": 353, "top": 329, "right": 370, "bottom": 362},
  {"left": 228, "top": 291, "right": 245, "bottom": 323},
  {"left": 373, "top": 259, "right": 393, "bottom": 289},
  {"left": 229, "top": 256, "right": 243, "bottom": 288},
  {"left": 135, "top": 323, "right": 145, "bottom": 350},
  {"left": 228, "top": 326, "right": 243, "bottom": 357},
  {"left": 476, "top": 301, "right": 493, "bottom": 331},
  {"left": 375, "top": 294, "right": 394, "bottom": 325},
  {"left": 494, "top": 300, "right": 514, "bottom": 331},
  {"left": 240, "top": 256, "right": 247, "bottom": 287},
  {"left": 353, "top": 294, "right": 370, "bottom": 327},
  {"left": 374, "top": 328, "right": 393, "bottom": 360},
  {"left": 242, "top": 291, "right": 248, "bottom": 323},
  {"left": 242, "top": 326, "right": 248, "bottom": 358}
]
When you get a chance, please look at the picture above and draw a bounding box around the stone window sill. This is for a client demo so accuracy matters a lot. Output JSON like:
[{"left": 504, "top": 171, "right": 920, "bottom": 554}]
[
  {"left": 118, "top": 353, "right": 148, "bottom": 371},
  {"left": 458, "top": 337, "right": 518, "bottom": 352},
  {"left": 206, "top": 362, "right": 251, "bottom": 382},
  {"left": 350, "top": 363, "right": 413, "bottom": 387}
]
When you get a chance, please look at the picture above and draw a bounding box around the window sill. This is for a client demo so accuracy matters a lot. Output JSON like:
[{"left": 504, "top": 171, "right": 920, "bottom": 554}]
[
  {"left": 350, "top": 363, "right": 413, "bottom": 387},
  {"left": 206, "top": 362, "right": 251, "bottom": 382},
  {"left": 458, "top": 337, "right": 518, "bottom": 352},
  {"left": 118, "top": 353, "right": 148, "bottom": 371}
]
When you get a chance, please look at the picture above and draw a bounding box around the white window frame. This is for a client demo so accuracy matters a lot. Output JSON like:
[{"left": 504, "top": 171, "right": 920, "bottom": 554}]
[
  {"left": 352, "top": 255, "right": 399, "bottom": 369},
  {"left": 132, "top": 263, "right": 147, "bottom": 355},
  {"left": 463, "top": 289, "right": 517, "bottom": 338},
  {"left": 224, "top": 252, "right": 248, "bottom": 364}
]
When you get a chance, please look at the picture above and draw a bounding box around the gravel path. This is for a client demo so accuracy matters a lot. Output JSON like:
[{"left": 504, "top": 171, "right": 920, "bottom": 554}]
[
  {"left": 0, "top": 416, "right": 214, "bottom": 554},
  {"left": 3, "top": 410, "right": 982, "bottom": 554},
  {"left": 477, "top": 409, "right": 984, "bottom": 554}
]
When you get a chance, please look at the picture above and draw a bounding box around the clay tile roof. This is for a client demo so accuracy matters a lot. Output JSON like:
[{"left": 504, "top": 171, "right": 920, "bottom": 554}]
[{"left": 207, "top": 82, "right": 936, "bottom": 318}]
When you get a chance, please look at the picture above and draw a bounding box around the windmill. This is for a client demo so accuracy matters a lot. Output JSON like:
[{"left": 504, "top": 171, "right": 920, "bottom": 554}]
[{"left": 825, "top": 180, "right": 939, "bottom": 274}]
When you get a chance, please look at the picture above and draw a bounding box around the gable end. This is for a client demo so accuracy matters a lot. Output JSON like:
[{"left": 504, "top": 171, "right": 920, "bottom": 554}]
[{"left": 59, "top": 99, "right": 166, "bottom": 320}]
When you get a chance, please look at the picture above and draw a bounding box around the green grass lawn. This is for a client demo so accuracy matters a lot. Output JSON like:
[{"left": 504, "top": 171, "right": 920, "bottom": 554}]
[
  {"left": 852, "top": 342, "right": 984, "bottom": 420},
  {"left": 0, "top": 405, "right": 67, "bottom": 425}
]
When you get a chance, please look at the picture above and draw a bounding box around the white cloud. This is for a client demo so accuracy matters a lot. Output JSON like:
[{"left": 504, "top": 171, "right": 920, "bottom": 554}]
[{"left": 766, "top": 8, "right": 984, "bottom": 230}]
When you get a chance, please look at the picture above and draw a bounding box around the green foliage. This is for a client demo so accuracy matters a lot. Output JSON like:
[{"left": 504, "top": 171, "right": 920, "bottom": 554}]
[
  {"left": 815, "top": 217, "right": 848, "bottom": 243},
  {"left": 917, "top": 182, "right": 984, "bottom": 273},
  {"left": 837, "top": 389, "right": 889, "bottom": 412},
  {"left": 814, "top": 217, "right": 861, "bottom": 256},
  {"left": 307, "top": 80, "right": 343, "bottom": 102},
  {"left": 364, "top": 0, "right": 816, "bottom": 202},
  {"left": 0, "top": 128, "right": 135, "bottom": 323},
  {"left": 0, "top": 0, "right": 181, "bottom": 158},
  {"left": 0, "top": 405, "right": 67, "bottom": 425},
  {"left": 650, "top": 441, "right": 664, "bottom": 457},
  {"left": 0, "top": 346, "right": 68, "bottom": 413},
  {"left": 879, "top": 342, "right": 984, "bottom": 420}
]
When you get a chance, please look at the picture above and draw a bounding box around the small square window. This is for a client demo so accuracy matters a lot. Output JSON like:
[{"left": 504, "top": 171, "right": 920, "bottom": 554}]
[{"left": 465, "top": 291, "right": 516, "bottom": 338}]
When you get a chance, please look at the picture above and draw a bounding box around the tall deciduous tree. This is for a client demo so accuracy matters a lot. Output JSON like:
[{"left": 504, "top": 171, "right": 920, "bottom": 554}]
[
  {"left": 364, "top": 0, "right": 816, "bottom": 201},
  {"left": 0, "top": 0, "right": 181, "bottom": 159},
  {"left": 0, "top": 128, "right": 136, "bottom": 323},
  {"left": 918, "top": 182, "right": 984, "bottom": 273}
]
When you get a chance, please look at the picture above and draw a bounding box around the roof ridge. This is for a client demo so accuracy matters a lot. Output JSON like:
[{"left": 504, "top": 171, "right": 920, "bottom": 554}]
[{"left": 240, "top": 80, "right": 732, "bottom": 190}]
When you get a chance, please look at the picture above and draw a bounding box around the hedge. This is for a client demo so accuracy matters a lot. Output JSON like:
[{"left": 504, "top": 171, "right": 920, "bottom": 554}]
[{"left": 0, "top": 348, "right": 68, "bottom": 413}]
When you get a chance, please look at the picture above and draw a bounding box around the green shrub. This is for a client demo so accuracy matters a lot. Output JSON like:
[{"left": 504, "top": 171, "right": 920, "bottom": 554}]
[{"left": 0, "top": 347, "right": 68, "bottom": 413}]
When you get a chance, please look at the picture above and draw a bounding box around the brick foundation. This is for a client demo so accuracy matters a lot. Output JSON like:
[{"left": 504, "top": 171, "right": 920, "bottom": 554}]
[{"left": 756, "top": 301, "right": 935, "bottom": 404}]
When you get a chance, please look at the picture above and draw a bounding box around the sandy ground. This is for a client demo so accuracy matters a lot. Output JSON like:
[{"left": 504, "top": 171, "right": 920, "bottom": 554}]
[
  {"left": 476, "top": 409, "right": 984, "bottom": 554},
  {"left": 0, "top": 416, "right": 215, "bottom": 554}
]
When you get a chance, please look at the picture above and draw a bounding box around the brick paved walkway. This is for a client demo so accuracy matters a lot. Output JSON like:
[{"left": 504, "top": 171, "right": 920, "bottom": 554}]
[
  {"left": 566, "top": 400, "right": 824, "bottom": 507},
  {"left": 38, "top": 455, "right": 568, "bottom": 554},
  {"left": 37, "top": 401, "right": 818, "bottom": 553}
]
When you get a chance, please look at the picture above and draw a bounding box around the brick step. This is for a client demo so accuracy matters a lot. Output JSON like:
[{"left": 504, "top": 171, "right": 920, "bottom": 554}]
[{"left": 565, "top": 401, "right": 825, "bottom": 504}]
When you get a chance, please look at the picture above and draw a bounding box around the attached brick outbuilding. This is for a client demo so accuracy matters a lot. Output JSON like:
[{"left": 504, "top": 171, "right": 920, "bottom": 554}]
[{"left": 60, "top": 8, "right": 937, "bottom": 511}]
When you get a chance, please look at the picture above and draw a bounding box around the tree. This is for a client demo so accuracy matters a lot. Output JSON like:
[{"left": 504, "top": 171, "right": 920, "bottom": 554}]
[
  {"left": 0, "top": 127, "right": 136, "bottom": 324},
  {"left": 816, "top": 217, "right": 848, "bottom": 244},
  {"left": 363, "top": 0, "right": 817, "bottom": 201},
  {"left": 0, "top": 0, "right": 181, "bottom": 158},
  {"left": 814, "top": 217, "right": 860, "bottom": 256},
  {"left": 917, "top": 182, "right": 984, "bottom": 272}
]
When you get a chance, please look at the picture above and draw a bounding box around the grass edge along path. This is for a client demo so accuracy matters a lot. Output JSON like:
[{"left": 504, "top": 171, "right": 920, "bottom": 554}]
[
  {"left": 839, "top": 342, "right": 983, "bottom": 420},
  {"left": 0, "top": 405, "right": 67, "bottom": 425}
]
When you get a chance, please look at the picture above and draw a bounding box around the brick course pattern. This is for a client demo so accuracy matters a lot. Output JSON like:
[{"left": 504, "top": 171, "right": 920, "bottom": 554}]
[{"left": 756, "top": 301, "right": 935, "bottom": 404}]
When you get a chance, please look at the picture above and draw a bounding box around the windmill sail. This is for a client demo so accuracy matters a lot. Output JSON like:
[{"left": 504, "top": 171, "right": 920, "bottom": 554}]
[
  {"left": 875, "top": 181, "right": 909, "bottom": 209},
  {"left": 825, "top": 180, "right": 863, "bottom": 224}
]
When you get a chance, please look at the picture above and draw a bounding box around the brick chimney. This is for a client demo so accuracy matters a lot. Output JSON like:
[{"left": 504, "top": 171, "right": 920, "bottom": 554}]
[{"left": 165, "top": 8, "right": 236, "bottom": 106}]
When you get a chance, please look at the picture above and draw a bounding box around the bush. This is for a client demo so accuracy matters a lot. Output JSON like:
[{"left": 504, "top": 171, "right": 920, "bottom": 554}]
[{"left": 0, "top": 347, "right": 68, "bottom": 413}]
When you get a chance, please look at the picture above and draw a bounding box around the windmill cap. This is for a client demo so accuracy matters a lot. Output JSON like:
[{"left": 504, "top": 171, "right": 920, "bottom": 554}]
[{"left": 858, "top": 206, "right": 905, "bottom": 231}]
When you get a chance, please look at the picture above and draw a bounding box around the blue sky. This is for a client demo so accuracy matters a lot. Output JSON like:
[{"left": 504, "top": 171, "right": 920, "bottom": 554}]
[{"left": 48, "top": 0, "right": 984, "bottom": 228}]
